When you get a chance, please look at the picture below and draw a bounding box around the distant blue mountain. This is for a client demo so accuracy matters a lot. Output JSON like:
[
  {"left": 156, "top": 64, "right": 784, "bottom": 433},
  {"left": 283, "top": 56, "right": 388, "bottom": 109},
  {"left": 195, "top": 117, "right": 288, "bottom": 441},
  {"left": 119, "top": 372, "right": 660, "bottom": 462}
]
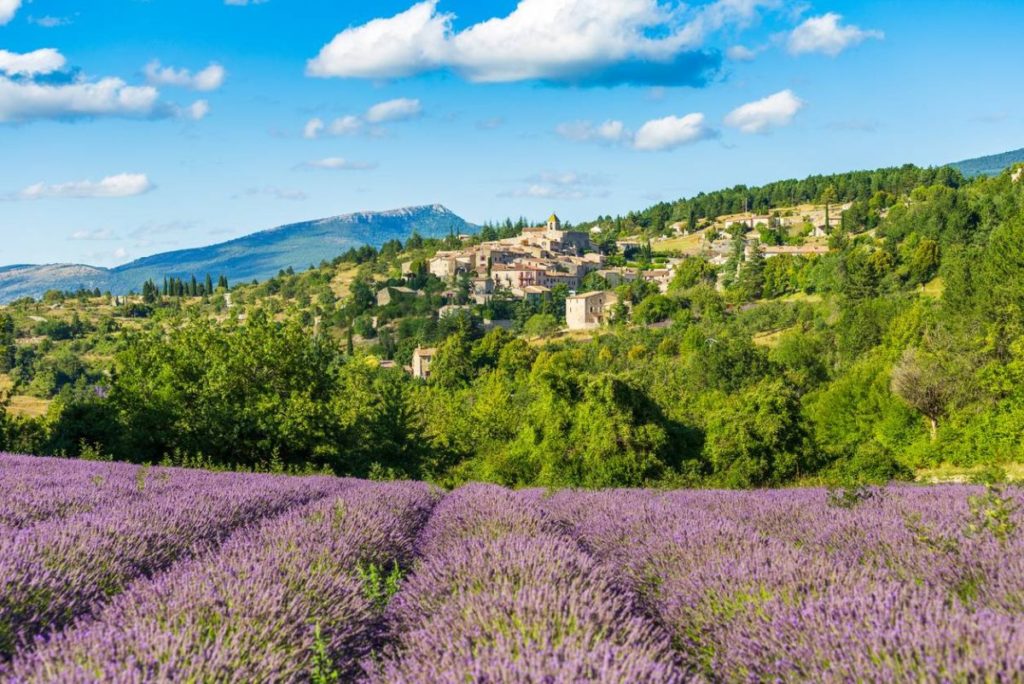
[
  {"left": 0, "top": 204, "right": 476, "bottom": 302},
  {"left": 949, "top": 147, "right": 1024, "bottom": 177}
]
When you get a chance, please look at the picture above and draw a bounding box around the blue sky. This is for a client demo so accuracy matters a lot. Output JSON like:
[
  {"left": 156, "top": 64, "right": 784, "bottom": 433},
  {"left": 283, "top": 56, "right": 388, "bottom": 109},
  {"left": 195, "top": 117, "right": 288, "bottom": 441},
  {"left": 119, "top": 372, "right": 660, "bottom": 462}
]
[{"left": 0, "top": 0, "right": 1021, "bottom": 267}]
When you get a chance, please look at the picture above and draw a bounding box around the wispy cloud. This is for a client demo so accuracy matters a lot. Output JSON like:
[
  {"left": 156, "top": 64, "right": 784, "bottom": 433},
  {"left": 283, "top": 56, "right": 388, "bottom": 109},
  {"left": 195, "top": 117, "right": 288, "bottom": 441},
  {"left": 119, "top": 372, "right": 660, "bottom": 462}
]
[
  {"left": 12, "top": 173, "right": 154, "bottom": 200},
  {"left": 476, "top": 116, "right": 505, "bottom": 130},
  {"left": 236, "top": 186, "right": 308, "bottom": 201},
  {"left": 501, "top": 171, "right": 610, "bottom": 200},
  {"left": 556, "top": 119, "right": 630, "bottom": 144},
  {"left": 301, "top": 157, "right": 377, "bottom": 170},
  {"left": 144, "top": 61, "right": 227, "bottom": 91},
  {"left": 726, "top": 45, "right": 760, "bottom": 62},
  {"left": 827, "top": 118, "right": 879, "bottom": 133},
  {"left": 557, "top": 112, "right": 717, "bottom": 151},
  {"left": 69, "top": 228, "right": 117, "bottom": 241},
  {"left": 303, "top": 98, "right": 422, "bottom": 139},
  {"left": 28, "top": 15, "right": 73, "bottom": 28},
  {"left": 365, "top": 97, "right": 422, "bottom": 123}
]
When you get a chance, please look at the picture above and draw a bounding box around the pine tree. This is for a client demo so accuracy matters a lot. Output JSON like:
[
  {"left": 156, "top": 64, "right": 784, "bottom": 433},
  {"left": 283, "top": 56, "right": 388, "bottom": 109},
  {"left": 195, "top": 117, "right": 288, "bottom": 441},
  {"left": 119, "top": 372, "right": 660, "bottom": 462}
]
[{"left": 821, "top": 185, "right": 838, "bottom": 233}]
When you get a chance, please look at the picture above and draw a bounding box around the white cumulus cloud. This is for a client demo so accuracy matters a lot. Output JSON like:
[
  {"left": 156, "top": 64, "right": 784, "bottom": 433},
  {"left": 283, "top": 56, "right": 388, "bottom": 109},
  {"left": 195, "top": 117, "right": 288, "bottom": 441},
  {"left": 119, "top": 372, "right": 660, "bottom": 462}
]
[
  {"left": 144, "top": 61, "right": 227, "bottom": 91},
  {"left": 0, "top": 49, "right": 66, "bottom": 77},
  {"left": 17, "top": 173, "right": 154, "bottom": 200},
  {"left": 725, "top": 89, "right": 804, "bottom": 133},
  {"left": 307, "top": 1, "right": 450, "bottom": 80},
  {"left": 0, "top": 51, "right": 217, "bottom": 124},
  {"left": 0, "top": 0, "right": 21, "bottom": 26},
  {"left": 787, "top": 13, "right": 883, "bottom": 56},
  {"left": 0, "top": 76, "right": 161, "bottom": 123},
  {"left": 307, "top": 0, "right": 772, "bottom": 87},
  {"left": 633, "top": 113, "right": 716, "bottom": 151}
]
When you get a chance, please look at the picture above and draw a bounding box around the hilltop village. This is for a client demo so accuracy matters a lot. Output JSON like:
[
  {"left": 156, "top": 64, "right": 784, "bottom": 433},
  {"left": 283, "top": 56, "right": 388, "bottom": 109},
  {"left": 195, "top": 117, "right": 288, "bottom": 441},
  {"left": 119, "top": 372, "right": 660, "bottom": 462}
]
[{"left": 403, "top": 211, "right": 834, "bottom": 377}]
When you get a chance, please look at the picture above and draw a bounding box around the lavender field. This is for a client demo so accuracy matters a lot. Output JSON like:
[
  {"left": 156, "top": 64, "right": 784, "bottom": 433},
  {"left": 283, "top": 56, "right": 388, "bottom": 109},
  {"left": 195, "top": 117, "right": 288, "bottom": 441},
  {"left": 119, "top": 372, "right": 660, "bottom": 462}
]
[{"left": 1, "top": 453, "right": 1022, "bottom": 682}]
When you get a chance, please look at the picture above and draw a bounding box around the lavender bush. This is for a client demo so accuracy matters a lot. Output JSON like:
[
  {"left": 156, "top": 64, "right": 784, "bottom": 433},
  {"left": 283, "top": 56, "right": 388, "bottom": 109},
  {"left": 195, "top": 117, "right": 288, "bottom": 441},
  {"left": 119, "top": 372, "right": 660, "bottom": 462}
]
[
  {"left": 372, "top": 484, "right": 688, "bottom": 683},
  {"left": 0, "top": 454, "right": 340, "bottom": 659},
  {"left": 8, "top": 481, "right": 437, "bottom": 682},
  {"left": 3, "top": 454, "right": 1022, "bottom": 682}
]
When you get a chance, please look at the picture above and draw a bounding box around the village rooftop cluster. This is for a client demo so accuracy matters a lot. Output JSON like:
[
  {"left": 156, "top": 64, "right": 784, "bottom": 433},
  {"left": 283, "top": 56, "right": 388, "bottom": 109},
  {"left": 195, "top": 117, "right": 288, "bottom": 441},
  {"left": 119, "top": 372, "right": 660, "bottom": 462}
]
[{"left": 399, "top": 210, "right": 837, "bottom": 379}]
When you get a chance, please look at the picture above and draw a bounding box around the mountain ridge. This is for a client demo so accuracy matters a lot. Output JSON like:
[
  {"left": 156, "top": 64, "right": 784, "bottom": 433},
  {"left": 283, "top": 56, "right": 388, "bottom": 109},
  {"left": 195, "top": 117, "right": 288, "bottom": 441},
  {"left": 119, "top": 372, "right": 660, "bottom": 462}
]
[
  {"left": 949, "top": 147, "right": 1024, "bottom": 177},
  {"left": 0, "top": 204, "right": 476, "bottom": 302}
]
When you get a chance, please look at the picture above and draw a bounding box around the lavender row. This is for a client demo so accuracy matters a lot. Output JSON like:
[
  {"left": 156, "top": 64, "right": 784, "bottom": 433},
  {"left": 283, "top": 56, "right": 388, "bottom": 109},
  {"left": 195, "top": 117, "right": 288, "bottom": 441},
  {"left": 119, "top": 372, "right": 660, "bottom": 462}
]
[
  {"left": 370, "top": 484, "right": 688, "bottom": 683},
  {"left": 538, "top": 486, "right": 1024, "bottom": 682},
  {"left": 7, "top": 481, "right": 438, "bottom": 683},
  {"left": 0, "top": 465, "right": 343, "bottom": 661},
  {"left": 0, "top": 455, "right": 168, "bottom": 535}
]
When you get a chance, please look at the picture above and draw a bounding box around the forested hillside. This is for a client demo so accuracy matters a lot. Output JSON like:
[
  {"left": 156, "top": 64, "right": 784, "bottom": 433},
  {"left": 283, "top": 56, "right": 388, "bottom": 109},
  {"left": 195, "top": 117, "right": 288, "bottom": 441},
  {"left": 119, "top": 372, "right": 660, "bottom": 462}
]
[
  {"left": 951, "top": 147, "right": 1024, "bottom": 178},
  {"left": 2, "top": 162, "right": 1023, "bottom": 489}
]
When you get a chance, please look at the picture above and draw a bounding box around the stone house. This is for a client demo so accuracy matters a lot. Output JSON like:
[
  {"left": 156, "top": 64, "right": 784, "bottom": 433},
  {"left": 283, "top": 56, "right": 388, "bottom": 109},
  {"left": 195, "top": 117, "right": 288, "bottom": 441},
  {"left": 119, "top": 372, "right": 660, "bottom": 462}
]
[
  {"left": 411, "top": 347, "right": 437, "bottom": 380},
  {"left": 565, "top": 291, "right": 618, "bottom": 330}
]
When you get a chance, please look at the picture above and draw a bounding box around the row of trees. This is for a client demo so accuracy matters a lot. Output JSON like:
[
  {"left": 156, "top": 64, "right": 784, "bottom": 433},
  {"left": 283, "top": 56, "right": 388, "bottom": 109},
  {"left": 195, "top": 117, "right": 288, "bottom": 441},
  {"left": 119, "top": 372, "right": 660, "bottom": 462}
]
[{"left": 144, "top": 274, "right": 229, "bottom": 302}]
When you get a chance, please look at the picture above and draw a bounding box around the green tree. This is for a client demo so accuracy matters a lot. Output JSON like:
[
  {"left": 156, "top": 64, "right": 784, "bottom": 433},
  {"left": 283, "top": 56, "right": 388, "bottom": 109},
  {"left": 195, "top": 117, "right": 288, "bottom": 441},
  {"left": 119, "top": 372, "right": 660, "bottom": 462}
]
[
  {"left": 111, "top": 311, "right": 350, "bottom": 471},
  {"left": 735, "top": 242, "right": 766, "bottom": 301},
  {"left": 579, "top": 271, "right": 610, "bottom": 293},
  {"left": 669, "top": 257, "right": 716, "bottom": 291},
  {"left": 0, "top": 313, "right": 14, "bottom": 373},
  {"left": 906, "top": 238, "right": 940, "bottom": 286},
  {"left": 891, "top": 348, "right": 958, "bottom": 441},
  {"left": 821, "top": 185, "right": 838, "bottom": 232},
  {"left": 489, "top": 373, "right": 680, "bottom": 488},
  {"left": 632, "top": 294, "right": 676, "bottom": 325},
  {"left": 523, "top": 313, "right": 560, "bottom": 337},
  {"left": 704, "top": 379, "right": 809, "bottom": 487},
  {"left": 429, "top": 332, "right": 475, "bottom": 390}
]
